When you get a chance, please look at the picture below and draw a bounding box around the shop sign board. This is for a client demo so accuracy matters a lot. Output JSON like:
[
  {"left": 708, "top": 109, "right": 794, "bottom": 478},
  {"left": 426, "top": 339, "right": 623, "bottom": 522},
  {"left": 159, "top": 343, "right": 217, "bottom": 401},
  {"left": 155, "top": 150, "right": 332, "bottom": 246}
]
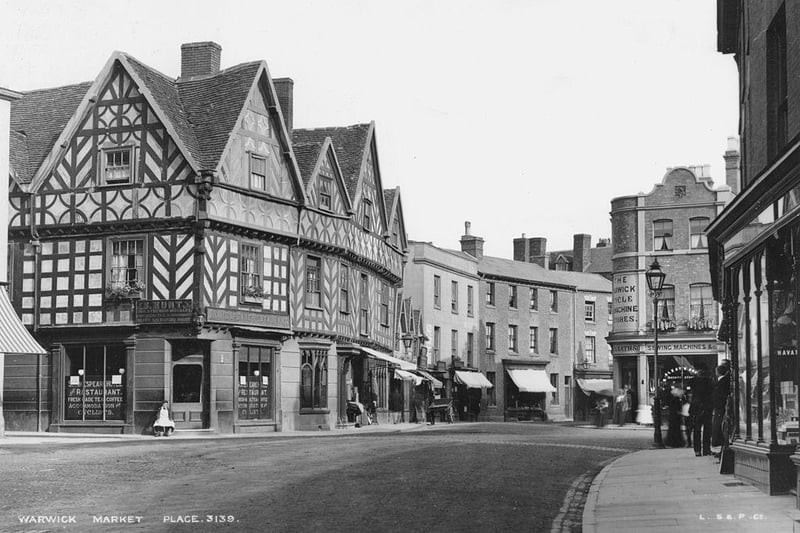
[
  {"left": 136, "top": 299, "right": 193, "bottom": 324},
  {"left": 612, "top": 341, "right": 719, "bottom": 355},
  {"left": 206, "top": 307, "right": 291, "bottom": 330},
  {"left": 612, "top": 273, "right": 638, "bottom": 332}
]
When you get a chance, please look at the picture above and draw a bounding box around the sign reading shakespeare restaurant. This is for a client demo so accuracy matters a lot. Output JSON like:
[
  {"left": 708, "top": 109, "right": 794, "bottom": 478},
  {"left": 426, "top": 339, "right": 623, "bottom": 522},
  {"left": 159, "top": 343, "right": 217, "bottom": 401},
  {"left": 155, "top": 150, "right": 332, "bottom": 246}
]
[{"left": 613, "top": 272, "right": 638, "bottom": 332}]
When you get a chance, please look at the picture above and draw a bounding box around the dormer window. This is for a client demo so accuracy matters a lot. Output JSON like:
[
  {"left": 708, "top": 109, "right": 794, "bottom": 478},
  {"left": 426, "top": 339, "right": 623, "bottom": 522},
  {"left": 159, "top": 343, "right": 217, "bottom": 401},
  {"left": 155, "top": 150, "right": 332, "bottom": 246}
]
[
  {"left": 250, "top": 154, "right": 267, "bottom": 191},
  {"left": 319, "top": 176, "right": 332, "bottom": 210},
  {"left": 103, "top": 147, "right": 132, "bottom": 185}
]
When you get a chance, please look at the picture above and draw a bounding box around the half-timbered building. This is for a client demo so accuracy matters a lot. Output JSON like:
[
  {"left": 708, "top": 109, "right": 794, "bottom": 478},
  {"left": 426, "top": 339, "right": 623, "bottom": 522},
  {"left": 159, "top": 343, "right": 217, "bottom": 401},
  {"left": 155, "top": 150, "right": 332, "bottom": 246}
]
[{"left": 5, "top": 42, "right": 409, "bottom": 434}]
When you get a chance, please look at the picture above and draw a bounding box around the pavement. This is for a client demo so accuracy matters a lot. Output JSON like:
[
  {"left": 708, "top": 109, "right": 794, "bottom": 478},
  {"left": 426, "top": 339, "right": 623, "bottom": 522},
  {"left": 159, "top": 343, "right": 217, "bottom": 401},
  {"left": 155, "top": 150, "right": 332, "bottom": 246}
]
[
  {"left": 0, "top": 421, "right": 432, "bottom": 445},
  {"left": 583, "top": 446, "right": 800, "bottom": 532}
]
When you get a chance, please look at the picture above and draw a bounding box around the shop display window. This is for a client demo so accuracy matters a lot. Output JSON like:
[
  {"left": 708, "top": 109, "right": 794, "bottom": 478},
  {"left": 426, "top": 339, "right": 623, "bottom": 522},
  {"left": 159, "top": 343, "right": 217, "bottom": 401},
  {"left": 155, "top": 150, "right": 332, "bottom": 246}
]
[
  {"left": 301, "top": 349, "right": 328, "bottom": 409},
  {"left": 64, "top": 344, "right": 126, "bottom": 421},
  {"left": 238, "top": 345, "right": 272, "bottom": 420}
]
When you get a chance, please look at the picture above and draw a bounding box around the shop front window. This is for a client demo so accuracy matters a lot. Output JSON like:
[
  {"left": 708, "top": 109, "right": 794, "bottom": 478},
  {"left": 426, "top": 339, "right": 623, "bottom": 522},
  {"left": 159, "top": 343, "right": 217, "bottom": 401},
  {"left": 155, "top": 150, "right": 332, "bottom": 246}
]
[
  {"left": 64, "top": 344, "right": 126, "bottom": 421},
  {"left": 767, "top": 235, "right": 797, "bottom": 444},
  {"left": 238, "top": 345, "right": 272, "bottom": 420}
]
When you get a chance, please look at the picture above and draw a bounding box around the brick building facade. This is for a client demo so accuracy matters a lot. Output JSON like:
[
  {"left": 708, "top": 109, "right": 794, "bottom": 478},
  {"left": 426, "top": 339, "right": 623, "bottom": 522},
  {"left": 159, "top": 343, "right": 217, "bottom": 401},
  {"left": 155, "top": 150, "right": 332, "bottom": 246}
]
[
  {"left": 609, "top": 161, "right": 735, "bottom": 424},
  {"left": 459, "top": 223, "right": 612, "bottom": 422}
]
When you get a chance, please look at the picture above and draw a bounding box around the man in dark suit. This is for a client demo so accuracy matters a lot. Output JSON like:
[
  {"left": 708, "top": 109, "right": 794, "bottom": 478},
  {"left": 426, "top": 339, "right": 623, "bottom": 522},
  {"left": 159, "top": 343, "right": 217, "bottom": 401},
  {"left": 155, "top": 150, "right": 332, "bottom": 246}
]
[
  {"left": 712, "top": 362, "right": 731, "bottom": 455},
  {"left": 691, "top": 363, "right": 714, "bottom": 456}
]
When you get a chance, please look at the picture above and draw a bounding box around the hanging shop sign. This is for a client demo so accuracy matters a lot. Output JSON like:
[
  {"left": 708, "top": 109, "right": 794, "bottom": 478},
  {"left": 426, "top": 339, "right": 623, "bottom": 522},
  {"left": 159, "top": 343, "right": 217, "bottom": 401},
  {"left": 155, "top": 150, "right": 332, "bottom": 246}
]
[{"left": 136, "top": 299, "right": 194, "bottom": 324}]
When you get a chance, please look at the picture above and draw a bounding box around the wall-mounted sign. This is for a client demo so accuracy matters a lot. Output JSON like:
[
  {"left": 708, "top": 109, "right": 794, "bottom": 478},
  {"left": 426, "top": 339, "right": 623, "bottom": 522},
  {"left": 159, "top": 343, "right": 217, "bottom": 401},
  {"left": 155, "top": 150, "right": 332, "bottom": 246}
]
[
  {"left": 136, "top": 299, "right": 193, "bottom": 324},
  {"left": 612, "top": 273, "right": 639, "bottom": 332},
  {"left": 206, "top": 307, "right": 291, "bottom": 330},
  {"left": 612, "top": 341, "right": 720, "bottom": 355}
]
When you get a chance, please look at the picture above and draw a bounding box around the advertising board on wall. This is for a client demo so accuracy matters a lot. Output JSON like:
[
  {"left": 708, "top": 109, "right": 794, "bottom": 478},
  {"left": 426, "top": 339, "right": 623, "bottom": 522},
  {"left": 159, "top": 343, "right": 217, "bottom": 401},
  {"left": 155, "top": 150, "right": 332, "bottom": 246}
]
[{"left": 612, "top": 272, "right": 639, "bottom": 332}]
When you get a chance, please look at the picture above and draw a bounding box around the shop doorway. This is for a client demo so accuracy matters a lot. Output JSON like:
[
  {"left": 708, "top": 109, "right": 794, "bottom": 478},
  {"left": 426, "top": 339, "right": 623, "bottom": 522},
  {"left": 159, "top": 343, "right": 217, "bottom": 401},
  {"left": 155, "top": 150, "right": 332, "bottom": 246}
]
[
  {"left": 619, "top": 357, "right": 638, "bottom": 423},
  {"left": 171, "top": 341, "right": 207, "bottom": 429}
]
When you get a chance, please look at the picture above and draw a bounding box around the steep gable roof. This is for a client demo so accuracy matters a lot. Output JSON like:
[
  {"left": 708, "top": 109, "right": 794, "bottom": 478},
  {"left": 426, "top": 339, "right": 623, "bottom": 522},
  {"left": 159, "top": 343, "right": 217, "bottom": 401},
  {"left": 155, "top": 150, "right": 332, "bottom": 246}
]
[
  {"left": 9, "top": 131, "right": 30, "bottom": 185},
  {"left": 290, "top": 136, "right": 352, "bottom": 212},
  {"left": 293, "top": 124, "right": 371, "bottom": 198},
  {"left": 383, "top": 189, "right": 396, "bottom": 214},
  {"left": 176, "top": 61, "right": 262, "bottom": 169},
  {"left": 9, "top": 82, "right": 92, "bottom": 184},
  {"left": 12, "top": 51, "right": 305, "bottom": 197},
  {"left": 123, "top": 54, "right": 202, "bottom": 166},
  {"left": 292, "top": 141, "right": 323, "bottom": 187}
]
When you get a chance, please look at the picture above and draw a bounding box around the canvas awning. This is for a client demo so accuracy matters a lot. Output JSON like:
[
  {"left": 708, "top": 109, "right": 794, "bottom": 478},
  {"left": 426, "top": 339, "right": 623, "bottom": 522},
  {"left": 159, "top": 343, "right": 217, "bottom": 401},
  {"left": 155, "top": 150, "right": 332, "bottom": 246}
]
[
  {"left": 453, "top": 370, "right": 494, "bottom": 389},
  {"left": 0, "top": 288, "right": 45, "bottom": 355},
  {"left": 393, "top": 369, "right": 423, "bottom": 385},
  {"left": 361, "top": 347, "right": 416, "bottom": 370},
  {"left": 413, "top": 369, "right": 443, "bottom": 388},
  {"left": 506, "top": 368, "right": 556, "bottom": 393},
  {"left": 576, "top": 378, "right": 614, "bottom": 397}
]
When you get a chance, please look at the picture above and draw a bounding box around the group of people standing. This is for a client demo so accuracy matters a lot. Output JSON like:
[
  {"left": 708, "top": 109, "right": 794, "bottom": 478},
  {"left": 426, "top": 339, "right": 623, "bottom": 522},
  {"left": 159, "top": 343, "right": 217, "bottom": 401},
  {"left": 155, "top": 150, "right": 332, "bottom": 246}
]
[
  {"left": 593, "top": 386, "right": 631, "bottom": 427},
  {"left": 665, "top": 361, "right": 731, "bottom": 457}
]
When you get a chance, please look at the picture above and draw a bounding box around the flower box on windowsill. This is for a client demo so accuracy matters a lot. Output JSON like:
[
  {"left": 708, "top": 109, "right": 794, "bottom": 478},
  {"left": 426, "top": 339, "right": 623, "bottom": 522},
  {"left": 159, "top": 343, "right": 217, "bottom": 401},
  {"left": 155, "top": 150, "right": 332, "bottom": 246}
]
[
  {"left": 105, "top": 281, "right": 145, "bottom": 301},
  {"left": 242, "top": 286, "right": 266, "bottom": 305}
]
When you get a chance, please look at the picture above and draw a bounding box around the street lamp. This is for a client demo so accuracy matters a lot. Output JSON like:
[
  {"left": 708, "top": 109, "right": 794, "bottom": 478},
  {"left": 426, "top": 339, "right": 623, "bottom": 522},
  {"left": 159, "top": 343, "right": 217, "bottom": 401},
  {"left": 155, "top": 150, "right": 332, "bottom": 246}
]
[{"left": 645, "top": 259, "right": 666, "bottom": 448}]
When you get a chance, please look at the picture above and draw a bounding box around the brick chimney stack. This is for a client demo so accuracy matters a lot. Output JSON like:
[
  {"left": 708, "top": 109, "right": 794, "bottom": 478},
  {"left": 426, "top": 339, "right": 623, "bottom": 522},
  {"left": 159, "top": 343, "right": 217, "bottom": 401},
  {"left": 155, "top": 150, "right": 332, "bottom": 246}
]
[
  {"left": 272, "top": 78, "right": 294, "bottom": 135},
  {"left": 180, "top": 41, "right": 222, "bottom": 81},
  {"left": 513, "top": 233, "right": 529, "bottom": 262},
  {"left": 528, "top": 238, "right": 548, "bottom": 268},
  {"left": 724, "top": 136, "right": 741, "bottom": 195},
  {"left": 460, "top": 221, "right": 484, "bottom": 259},
  {"left": 573, "top": 234, "right": 592, "bottom": 273}
]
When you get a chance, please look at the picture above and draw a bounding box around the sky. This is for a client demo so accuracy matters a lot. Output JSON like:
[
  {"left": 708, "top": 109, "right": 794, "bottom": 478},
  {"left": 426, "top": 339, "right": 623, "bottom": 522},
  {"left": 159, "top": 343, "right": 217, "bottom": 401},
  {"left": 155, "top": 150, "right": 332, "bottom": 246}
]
[{"left": 0, "top": 0, "right": 739, "bottom": 258}]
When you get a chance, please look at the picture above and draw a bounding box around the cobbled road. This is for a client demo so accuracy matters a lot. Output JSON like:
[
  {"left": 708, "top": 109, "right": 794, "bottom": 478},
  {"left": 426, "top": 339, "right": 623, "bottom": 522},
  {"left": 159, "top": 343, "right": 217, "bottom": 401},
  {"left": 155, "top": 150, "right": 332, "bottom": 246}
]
[{"left": 0, "top": 423, "right": 652, "bottom": 533}]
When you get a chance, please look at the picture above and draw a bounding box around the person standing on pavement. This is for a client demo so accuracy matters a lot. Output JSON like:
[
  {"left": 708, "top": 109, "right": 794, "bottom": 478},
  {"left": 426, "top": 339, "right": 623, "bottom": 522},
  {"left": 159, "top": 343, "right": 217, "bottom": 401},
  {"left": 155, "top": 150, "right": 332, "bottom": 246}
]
[
  {"left": 712, "top": 362, "right": 731, "bottom": 454},
  {"left": 665, "top": 384, "right": 685, "bottom": 447},
  {"left": 691, "top": 363, "right": 714, "bottom": 456},
  {"left": 595, "top": 396, "right": 609, "bottom": 427},
  {"left": 682, "top": 388, "right": 693, "bottom": 448},
  {"left": 613, "top": 389, "right": 627, "bottom": 426}
]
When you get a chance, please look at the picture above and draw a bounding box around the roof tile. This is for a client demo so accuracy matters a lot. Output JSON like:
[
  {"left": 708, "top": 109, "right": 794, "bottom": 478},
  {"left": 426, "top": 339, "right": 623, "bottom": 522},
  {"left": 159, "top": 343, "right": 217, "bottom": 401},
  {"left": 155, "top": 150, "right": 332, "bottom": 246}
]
[{"left": 10, "top": 82, "right": 92, "bottom": 183}]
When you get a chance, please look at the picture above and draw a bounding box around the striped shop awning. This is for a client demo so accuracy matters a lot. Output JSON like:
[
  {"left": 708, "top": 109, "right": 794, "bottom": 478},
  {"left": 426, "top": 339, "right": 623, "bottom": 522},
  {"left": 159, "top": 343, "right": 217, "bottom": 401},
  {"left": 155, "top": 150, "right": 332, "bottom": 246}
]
[{"left": 0, "top": 288, "right": 46, "bottom": 355}]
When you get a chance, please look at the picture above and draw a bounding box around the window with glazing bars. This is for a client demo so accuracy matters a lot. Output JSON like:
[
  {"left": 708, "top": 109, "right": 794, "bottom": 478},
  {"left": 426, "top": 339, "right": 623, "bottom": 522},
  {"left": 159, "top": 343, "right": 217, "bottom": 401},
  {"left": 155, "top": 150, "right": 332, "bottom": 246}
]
[
  {"left": 305, "top": 256, "right": 321, "bottom": 308},
  {"left": 653, "top": 219, "right": 673, "bottom": 251},
  {"left": 690, "top": 217, "right": 709, "bottom": 249},
  {"left": 110, "top": 239, "right": 144, "bottom": 289},
  {"left": 250, "top": 154, "right": 267, "bottom": 190},
  {"left": 240, "top": 244, "right": 261, "bottom": 297}
]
